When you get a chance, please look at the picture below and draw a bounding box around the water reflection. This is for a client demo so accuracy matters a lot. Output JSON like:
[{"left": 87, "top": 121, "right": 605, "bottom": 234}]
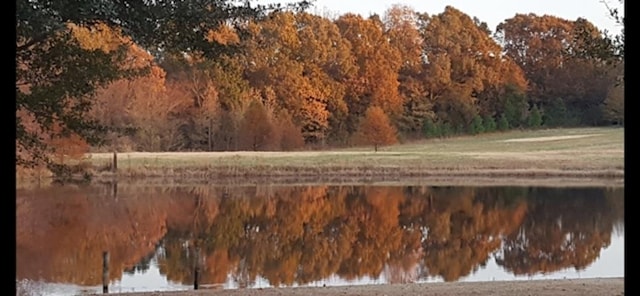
[{"left": 16, "top": 184, "right": 624, "bottom": 293}]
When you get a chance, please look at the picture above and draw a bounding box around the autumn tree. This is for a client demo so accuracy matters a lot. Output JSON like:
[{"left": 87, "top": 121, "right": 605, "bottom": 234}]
[
  {"left": 16, "top": 0, "right": 311, "bottom": 169},
  {"left": 496, "top": 14, "right": 574, "bottom": 101},
  {"left": 496, "top": 14, "right": 618, "bottom": 125},
  {"left": 384, "top": 5, "right": 434, "bottom": 136},
  {"left": 214, "top": 109, "right": 244, "bottom": 151},
  {"left": 159, "top": 56, "right": 221, "bottom": 151},
  {"left": 17, "top": 109, "right": 90, "bottom": 179},
  {"left": 356, "top": 107, "right": 398, "bottom": 152},
  {"left": 16, "top": 24, "right": 126, "bottom": 172},
  {"left": 238, "top": 99, "right": 278, "bottom": 151},
  {"left": 274, "top": 110, "right": 305, "bottom": 151},
  {"left": 77, "top": 24, "right": 188, "bottom": 152},
  {"left": 335, "top": 13, "right": 403, "bottom": 135},
  {"left": 294, "top": 12, "right": 356, "bottom": 144},
  {"left": 240, "top": 11, "right": 339, "bottom": 144},
  {"left": 422, "top": 6, "right": 527, "bottom": 130}
]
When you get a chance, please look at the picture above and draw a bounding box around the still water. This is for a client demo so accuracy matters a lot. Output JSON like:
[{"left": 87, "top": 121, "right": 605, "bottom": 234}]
[{"left": 16, "top": 184, "right": 624, "bottom": 295}]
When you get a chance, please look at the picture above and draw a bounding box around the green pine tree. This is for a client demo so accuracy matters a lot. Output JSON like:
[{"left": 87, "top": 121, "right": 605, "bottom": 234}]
[
  {"left": 497, "top": 114, "right": 510, "bottom": 131},
  {"left": 527, "top": 105, "right": 543, "bottom": 129}
]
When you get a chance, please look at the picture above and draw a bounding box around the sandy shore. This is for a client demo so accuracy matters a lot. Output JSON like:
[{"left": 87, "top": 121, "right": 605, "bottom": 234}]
[{"left": 102, "top": 278, "right": 624, "bottom": 296}]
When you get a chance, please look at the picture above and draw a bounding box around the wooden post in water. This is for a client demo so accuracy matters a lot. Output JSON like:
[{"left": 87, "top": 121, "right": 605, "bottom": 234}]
[
  {"left": 194, "top": 246, "right": 200, "bottom": 290},
  {"left": 103, "top": 251, "right": 109, "bottom": 293},
  {"left": 112, "top": 152, "right": 117, "bottom": 172},
  {"left": 112, "top": 181, "right": 118, "bottom": 200}
]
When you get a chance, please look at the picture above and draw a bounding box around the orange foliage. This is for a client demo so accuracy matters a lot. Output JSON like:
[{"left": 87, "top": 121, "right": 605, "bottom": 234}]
[
  {"left": 16, "top": 187, "right": 169, "bottom": 285},
  {"left": 239, "top": 99, "right": 278, "bottom": 151},
  {"left": 335, "top": 14, "right": 404, "bottom": 117},
  {"left": 355, "top": 106, "right": 398, "bottom": 151},
  {"left": 17, "top": 109, "right": 89, "bottom": 165},
  {"left": 17, "top": 185, "right": 622, "bottom": 287},
  {"left": 69, "top": 22, "right": 153, "bottom": 71},
  {"left": 47, "top": 127, "right": 90, "bottom": 164},
  {"left": 274, "top": 110, "right": 305, "bottom": 151},
  {"left": 206, "top": 24, "right": 240, "bottom": 45}
]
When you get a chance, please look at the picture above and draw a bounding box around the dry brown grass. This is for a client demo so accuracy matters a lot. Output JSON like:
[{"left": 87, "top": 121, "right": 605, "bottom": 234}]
[{"left": 19, "top": 127, "right": 624, "bottom": 186}]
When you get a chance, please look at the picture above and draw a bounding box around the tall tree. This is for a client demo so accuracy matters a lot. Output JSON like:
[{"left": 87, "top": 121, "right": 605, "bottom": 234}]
[
  {"left": 335, "top": 13, "right": 403, "bottom": 134},
  {"left": 422, "top": 6, "right": 527, "bottom": 129},
  {"left": 238, "top": 99, "right": 278, "bottom": 151},
  {"left": 16, "top": 0, "right": 312, "bottom": 170},
  {"left": 384, "top": 5, "right": 435, "bottom": 136},
  {"left": 496, "top": 14, "right": 618, "bottom": 125},
  {"left": 602, "top": 71, "right": 624, "bottom": 125},
  {"left": 274, "top": 110, "right": 305, "bottom": 150},
  {"left": 240, "top": 11, "right": 336, "bottom": 144}
]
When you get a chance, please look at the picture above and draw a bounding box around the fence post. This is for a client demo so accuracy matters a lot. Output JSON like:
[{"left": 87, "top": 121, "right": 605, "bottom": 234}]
[
  {"left": 194, "top": 246, "right": 200, "bottom": 290},
  {"left": 112, "top": 181, "right": 118, "bottom": 200},
  {"left": 103, "top": 251, "right": 109, "bottom": 293},
  {"left": 112, "top": 152, "right": 118, "bottom": 172}
]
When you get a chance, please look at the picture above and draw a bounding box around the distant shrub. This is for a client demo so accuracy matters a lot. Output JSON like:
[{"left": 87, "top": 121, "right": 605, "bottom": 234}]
[
  {"left": 422, "top": 118, "right": 441, "bottom": 138},
  {"left": 441, "top": 122, "right": 454, "bottom": 137},
  {"left": 527, "top": 105, "right": 543, "bottom": 129},
  {"left": 483, "top": 115, "right": 497, "bottom": 132},
  {"left": 469, "top": 115, "right": 485, "bottom": 135},
  {"left": 497, "top": 114, "right": 510, "bottom": 131}
]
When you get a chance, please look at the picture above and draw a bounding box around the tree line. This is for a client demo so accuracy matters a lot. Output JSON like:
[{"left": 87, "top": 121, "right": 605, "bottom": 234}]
[{"left": 16, "top": 1, "right": 624, "bottom": 170}]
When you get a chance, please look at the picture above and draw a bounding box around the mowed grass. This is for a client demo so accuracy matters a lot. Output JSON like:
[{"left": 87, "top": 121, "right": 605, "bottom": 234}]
[{"left": 87, "top": 127, "right": 624, "bottom": 180}]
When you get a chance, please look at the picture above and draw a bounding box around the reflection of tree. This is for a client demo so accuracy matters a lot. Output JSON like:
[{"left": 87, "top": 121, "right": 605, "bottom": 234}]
[
  {"left": 495, "top": 188, "right": 624, "bottom": 275},
  {"left": 337, "top": 187, "right": 406, "bottom": 280},
  {"left": 16, "top": 186, "right": 170, "bottom": 285},
  {"left": 124, "top": 248, "right": 157, "bottom": 275},
  {"left": 16, "top": 185, "right": 624, "bottom": 288},
  {"left": 159, "top": 186, "right": 534, "bottom": 285},
  {"left": 418, "top": 187, "right": 528, "bottom": 281}
]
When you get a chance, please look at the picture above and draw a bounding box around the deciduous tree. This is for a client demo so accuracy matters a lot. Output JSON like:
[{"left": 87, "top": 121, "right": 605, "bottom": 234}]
[
  {"left": 384, "top": 5, "right": 434, "bottom": 135},
  {"left": 335, "top": 13, "right": 403, "bottom": 134},
  {"left": 355, "top": 107, "right": 398, "bottom": 152},
  {"left": 239, "top": 99, "right": 278, "bottom": 151},
  {"left": 422, "top": 6, "right": 527, "bottom": 129},
  {"left": 602, "top": 78, "right": 624, "bottom": 125},
  {"left": 16, "top": 0, "right": 311, "bottom": 169},
  {"left": 241, "top": 12, "right": 336, "bottom": 144}
]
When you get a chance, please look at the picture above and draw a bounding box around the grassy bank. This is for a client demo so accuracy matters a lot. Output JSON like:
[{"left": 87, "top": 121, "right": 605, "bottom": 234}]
[
  {"left": 99, "top": 277, "right": 624, "bottom": 296},
  {"left": 17, "top": 127, "right": 624, "bottom": 187}
]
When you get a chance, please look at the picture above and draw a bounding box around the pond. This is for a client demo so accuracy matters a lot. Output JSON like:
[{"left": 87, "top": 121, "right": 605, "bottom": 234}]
[{"left": 16, "top": 183, "right": 624, "bottom": 295}]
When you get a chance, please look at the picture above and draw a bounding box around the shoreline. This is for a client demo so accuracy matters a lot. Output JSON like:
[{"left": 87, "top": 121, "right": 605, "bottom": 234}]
[
  {"left": 17, "top": 169, "right": 624, "bottom": 189},
  {"left": 101, "top": 277, "right": 624, "bottom": 296},
  {"left": 96, "top": 171, "right": 624, "bottom": 187}
]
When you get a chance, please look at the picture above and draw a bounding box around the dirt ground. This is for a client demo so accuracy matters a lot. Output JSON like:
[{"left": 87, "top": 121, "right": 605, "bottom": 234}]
[{"left": 104, "top": 278, "right": 624, "bottom": 296}]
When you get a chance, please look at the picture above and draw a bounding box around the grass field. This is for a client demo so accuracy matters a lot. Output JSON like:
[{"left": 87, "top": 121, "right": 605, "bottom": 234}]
[{"left": 77, "top": 127, "right": 623, "bottom": 186}]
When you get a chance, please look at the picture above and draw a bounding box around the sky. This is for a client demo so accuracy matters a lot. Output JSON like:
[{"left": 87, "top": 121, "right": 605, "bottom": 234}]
[{"left": 306, "top": 0, "right": 624, "bottom": 36}]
